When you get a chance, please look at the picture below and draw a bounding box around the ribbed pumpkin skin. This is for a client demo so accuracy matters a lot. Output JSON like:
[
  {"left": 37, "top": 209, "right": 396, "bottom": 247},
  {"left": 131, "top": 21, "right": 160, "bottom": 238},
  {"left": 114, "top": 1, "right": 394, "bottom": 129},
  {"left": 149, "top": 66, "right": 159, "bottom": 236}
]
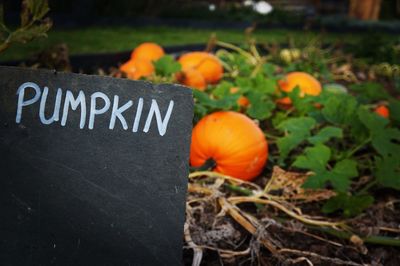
[
  {"left": 179, "top": 68, "right": 206, "bottom": 90},
  {"left": 179, "top": 52, "right": 223, "bottom": 84},
  {"left": 190, "top": 111, "right": 268, "bottom": 181}
]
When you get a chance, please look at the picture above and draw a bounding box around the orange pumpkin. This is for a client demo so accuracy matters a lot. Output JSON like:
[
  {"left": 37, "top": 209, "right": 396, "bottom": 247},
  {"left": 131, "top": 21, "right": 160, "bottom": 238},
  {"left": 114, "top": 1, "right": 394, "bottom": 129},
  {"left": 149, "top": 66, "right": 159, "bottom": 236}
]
[
  {"left": 119, "top": 58, "right": 154, "bottom": 80},
  {"left": 179, "top": 52, "right": 223, "bottom": 84},
  {"left": 278, "top": 72, "right": 322, "bottom": 105},
  {"left": 131, "top": 42, "right": 165, "bottom": 62},
  {"left": 374, "top": 105, "right": 389, "bottom": 118},
  {"left": 178, "top": 68, "right": 206, "bottom": 90},
  {"left": 190, "top": 111, "right": 268, "bottom": 181}
]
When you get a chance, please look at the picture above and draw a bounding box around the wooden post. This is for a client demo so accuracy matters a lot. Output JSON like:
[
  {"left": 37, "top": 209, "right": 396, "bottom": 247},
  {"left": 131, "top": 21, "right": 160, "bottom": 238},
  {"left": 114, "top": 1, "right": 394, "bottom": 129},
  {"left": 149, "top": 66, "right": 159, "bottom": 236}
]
[{"left": 349, "top": 0, "right": 382, "bottom": 20}]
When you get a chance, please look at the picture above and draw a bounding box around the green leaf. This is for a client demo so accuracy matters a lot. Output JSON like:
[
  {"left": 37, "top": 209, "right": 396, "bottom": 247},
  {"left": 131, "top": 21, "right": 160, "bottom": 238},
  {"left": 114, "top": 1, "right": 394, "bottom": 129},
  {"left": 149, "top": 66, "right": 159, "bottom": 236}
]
[
  {"left": 154, "top": 55, "right": 181, "bottom": 76},
  {"left": 375, "top": 156, "right": 400, "bottom": 190},
  {"left": 308, "top": 126, "right": 343, "bottom": 145},
  {"left": 322, "top": 193, "right": 374, "bottom": 217},
  {"left": 288, "top": 86, "right": 318, "bottom": 114},
  {"left": 246, "top": 91, "right": 275, "bottom": 120},
  {"left": 277, "top": 117, "right": 316, "bottom": 161},
  {"left": 321, "top": 94, "right": 358, "bottom": 125},
  {"left": 212, "top": 81, "right": 234, "bottom": 98},
  {"left": 329, "top": 159, "right": 358, "bottom": 192},
  {"left": 193, "top": 89, "right": 239, "bottom": 111},
  {"left": 236, "top": 74, "right": 276, "bottom": 95},
  {"left": 389, "top": 99, "right": 400, "bottom": 126},
  {"left": 358, "top": 107, "right": 400, "bottom": 158},
  {"left": 358, "top": 107, "right": 388, "bottom": 130},
  {"left": 293, "top": 144, "right": 330, "bottom": 173},
  {"left": 349, "top": 82, "right": 391, "bottom": 103},
  {"left": 294, "top": 145, "right": 358, "bottom": 192},
  {"left": 262, "top": 63, "right": 276, "bottom": 76}
]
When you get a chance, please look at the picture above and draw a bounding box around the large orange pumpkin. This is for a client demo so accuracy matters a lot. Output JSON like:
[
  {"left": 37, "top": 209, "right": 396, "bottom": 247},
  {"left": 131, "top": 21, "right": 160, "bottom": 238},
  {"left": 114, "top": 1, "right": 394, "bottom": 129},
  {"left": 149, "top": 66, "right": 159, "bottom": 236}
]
[
  {"left": 179, "top": 52, "right": 223, "bottom": 84},
  {"left": 278, "top": 72, "right": 322, "bottom": 105},
  {"left": 190, "top": 111, "right": 268, "bottom": 181},
  {"left": 131, "top": 42, "right": 165, "bottom": 62}
]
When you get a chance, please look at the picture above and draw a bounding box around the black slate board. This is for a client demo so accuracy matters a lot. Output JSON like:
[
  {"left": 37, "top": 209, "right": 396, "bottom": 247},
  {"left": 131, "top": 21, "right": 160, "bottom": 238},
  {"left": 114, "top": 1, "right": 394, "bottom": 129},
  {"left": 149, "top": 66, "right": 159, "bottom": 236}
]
[{"left": 0, "top": 66, "right": 193, "bottom": 265}]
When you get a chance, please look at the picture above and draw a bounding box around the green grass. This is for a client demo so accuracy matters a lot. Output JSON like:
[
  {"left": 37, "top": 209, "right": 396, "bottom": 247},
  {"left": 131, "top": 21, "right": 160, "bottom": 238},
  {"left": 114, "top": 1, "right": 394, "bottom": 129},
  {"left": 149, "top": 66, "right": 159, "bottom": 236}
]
[{"left": 0, "top": 26, "right": 398, "bottom": 62}]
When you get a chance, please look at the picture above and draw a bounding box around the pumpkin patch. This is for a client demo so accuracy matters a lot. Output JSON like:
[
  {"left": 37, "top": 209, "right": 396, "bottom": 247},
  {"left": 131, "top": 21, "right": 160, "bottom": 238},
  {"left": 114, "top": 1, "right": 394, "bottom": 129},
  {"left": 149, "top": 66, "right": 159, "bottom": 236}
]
[{"left": 3, "top": 0, "right": 400, "bottom": 264}]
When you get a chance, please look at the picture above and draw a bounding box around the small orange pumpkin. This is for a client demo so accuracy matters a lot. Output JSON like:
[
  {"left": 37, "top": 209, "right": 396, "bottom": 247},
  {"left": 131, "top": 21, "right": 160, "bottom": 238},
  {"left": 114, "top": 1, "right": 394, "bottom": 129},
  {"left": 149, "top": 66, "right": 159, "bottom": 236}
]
[
  {"left": 130, "top": 42, "right": 165, "bottom": 62},
  {"left": 278, "top": 72, "right": 322, "bottom": 105},
  {"left": 119, "top": 58, "right": 154, "bottom": 80},
  {"left": 179, "top": 52, "right": 223, "bottom": 84},
  {"left": 374, "top": 105, "right": 390, "bottom": 118},
  {"left": 190, "top": 111, "right": 268, "bottom": 181}
]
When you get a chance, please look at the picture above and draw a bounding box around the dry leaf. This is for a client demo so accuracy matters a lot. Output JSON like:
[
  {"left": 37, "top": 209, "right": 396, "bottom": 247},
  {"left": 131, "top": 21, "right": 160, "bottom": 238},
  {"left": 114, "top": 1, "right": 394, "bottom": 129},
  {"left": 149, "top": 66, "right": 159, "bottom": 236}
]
[{"left": 265, "top": 166, "right": 336, "bottom": 202}]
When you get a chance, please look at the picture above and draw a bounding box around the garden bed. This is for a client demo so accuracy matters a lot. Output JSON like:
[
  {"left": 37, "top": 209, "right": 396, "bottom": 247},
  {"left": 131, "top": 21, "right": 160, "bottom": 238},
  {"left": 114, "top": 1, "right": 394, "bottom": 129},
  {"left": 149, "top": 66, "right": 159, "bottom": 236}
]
[{"left": 2, "top": 39, "right": 400, "bottom": 265}]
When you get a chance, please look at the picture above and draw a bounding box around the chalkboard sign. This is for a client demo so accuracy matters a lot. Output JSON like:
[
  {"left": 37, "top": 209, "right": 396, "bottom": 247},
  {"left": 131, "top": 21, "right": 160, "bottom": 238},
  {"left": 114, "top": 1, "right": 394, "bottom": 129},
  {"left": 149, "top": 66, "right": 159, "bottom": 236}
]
[{"left": 0, "top": 66, "right": 193, "bottom": 265}]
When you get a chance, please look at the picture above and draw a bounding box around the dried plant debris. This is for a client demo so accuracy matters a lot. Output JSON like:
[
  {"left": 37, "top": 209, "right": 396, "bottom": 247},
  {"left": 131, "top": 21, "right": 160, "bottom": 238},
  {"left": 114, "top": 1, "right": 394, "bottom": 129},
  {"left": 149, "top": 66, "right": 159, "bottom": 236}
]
[
  {"left": 265, "top": 166, "right": 336, "bottom": 202},
  {"left": 185, "top": 171, "right": 400, "bottom": 266}
]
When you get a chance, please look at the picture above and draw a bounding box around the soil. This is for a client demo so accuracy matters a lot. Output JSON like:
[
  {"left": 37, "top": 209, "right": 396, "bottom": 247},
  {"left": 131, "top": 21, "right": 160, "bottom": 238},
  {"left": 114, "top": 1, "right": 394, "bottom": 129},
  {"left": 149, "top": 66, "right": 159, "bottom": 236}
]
[{"left": 183, "top": 175, "right": 400, "bottom": 266}]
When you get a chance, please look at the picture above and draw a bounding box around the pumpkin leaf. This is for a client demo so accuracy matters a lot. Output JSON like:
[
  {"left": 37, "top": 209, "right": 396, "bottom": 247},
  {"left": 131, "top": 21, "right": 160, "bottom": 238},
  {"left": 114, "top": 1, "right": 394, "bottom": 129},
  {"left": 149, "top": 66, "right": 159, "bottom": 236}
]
[
  {"left": 236, "top": 74, "right": 276, "bottom": 95},
  {"left": 246, "top": 91, "right": 275, "bottom": 120},
  {"left": 262, "top": 63, "right": 276, "bottom": 76},
  {"left": 322, "top": 193, "right": 374, "bottom": 217},
  {"left": 293, "top": 144, "right": 330, "bottom": 173},
  {"left": 375, "top": 155, "right": 400, "bottom": 190},
  {"left": 321, "top": 94, "right": 358, "bottom": 125},
  {"left": 212, "top": 81, "right": 234, "bottom": 98},
  {"left": 193, "top": 89, "right": 239, "bottom": 111},
  {"left": 308, "top": 126, "right": 343, "bottom": 145},
  {"left": 358, "top": 107, "right": 400, "bottom": 158},
  {"left": 349, "top": 82, "right": 391, "bottom": 103},
  {"left": 294, "top": 145, "right": 358, "bottom": 192},
  {"left": 154, "top": 55, "right": 181, "bottom": 76},
  {"left": 277, "top": 117, "right": 316, "bottom": 161},
  {"left": 288, "top": 87, "right": 318, "bottom": 114}
]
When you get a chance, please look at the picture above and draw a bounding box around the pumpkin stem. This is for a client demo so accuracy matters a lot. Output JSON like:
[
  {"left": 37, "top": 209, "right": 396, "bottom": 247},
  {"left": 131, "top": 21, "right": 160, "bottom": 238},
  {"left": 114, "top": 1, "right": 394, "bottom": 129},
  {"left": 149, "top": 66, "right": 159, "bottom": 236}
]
[{"left": 190, "top": 158, "right": 216, "bottom": 172}]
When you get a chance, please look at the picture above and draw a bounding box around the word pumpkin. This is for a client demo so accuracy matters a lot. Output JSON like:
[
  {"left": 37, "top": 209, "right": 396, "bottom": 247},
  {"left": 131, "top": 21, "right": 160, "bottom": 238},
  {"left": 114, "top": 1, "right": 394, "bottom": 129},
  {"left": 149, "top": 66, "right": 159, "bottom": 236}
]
[{"left": 16, "top": 82, "right": 174, "bottom": 136}]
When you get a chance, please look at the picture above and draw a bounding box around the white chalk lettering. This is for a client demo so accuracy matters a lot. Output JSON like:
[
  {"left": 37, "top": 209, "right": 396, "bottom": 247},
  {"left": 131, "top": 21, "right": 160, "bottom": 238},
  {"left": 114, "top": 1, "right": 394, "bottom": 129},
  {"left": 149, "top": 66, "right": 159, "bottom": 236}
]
[
  {"left": 132, "top": 97, "right": 144, "bottom": 133},
  {"left": 15, "top": 81, "right": 174, "bottom": 136},
  {"left": 89, "top": 92, "right": 111, "bottom": 130},
  {"left": 143, "top": 99, "right": 174, "bottom": 136},
  {"left": 109, "top": 95, "right": 133, "bottom": 130},
  {"left": 61, "top": 90, "right": 87, "bottom": 129},
  {"left": 16, "top": 82, "right": 41, "bottom": 123},
  {"left": 39, "top": 87, "right": 62, "bottom": 124}
]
